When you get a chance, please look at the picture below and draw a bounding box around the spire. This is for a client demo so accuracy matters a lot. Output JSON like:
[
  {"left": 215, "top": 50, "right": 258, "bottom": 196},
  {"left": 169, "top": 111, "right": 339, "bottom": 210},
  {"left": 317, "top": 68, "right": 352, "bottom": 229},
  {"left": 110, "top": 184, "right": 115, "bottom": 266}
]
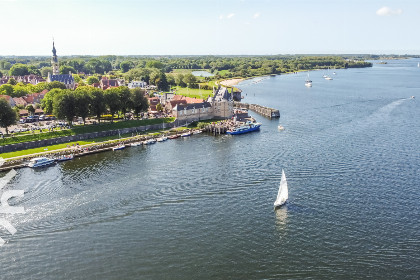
[
  {"left": 52, "top": 40, "right": 57, "bottom": 56},
  {"left": 51, "top": 39, "right": 59, "bottom": 75}
]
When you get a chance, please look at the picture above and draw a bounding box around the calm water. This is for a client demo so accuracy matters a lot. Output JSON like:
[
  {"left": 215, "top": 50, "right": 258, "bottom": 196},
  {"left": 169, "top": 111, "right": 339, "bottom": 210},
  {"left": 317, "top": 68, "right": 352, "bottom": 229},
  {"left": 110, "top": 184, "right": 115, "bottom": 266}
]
[{"left": 1, "top": 59, "right": 419, "bottom": 279}]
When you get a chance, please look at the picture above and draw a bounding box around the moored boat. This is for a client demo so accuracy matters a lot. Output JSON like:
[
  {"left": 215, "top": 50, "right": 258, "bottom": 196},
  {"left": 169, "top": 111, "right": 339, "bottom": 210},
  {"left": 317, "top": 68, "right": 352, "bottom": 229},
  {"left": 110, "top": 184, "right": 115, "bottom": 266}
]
[
  {"left": 157, "top": 136, "right": 168, "bottom": 142},
  {"left": 181, "top": 131, "right": 192, "bottom": 137},
  {"left": 226, "top": 121, "right": 261, "bottom": 135},
  {"left": 168, "top": 134, "right": 180, "bottom": 139},
  {"left": 130, "top": 142, "right": 142, "bottom": 146},
  {"left": 28, "top": 157, "right": 55, "bottom": 168},
  {"left": 55, "top": 154, "right": 74, "bottom": 162},
  {"left": 112, "top": 144, "right": 125, "bottom": 151}
]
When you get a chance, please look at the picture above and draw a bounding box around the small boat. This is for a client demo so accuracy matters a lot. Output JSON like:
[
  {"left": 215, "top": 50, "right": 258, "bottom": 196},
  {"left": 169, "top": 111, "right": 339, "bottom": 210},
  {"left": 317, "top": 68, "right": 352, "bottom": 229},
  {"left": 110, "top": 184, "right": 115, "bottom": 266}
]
[
  {"left": 56, "top": 154, "right": 74, "bottom": 162},
  {"left": 192, "top": 130, "right": 202, "bottom": 134},
  {"left": 410, "top": 96, "right": 415, "bottom": 99},
  {"left": 274, "top": 169, "right": 288, "bottom": 208},
  {"left": 226, "top": 121, "right": 261, "bottom": 135},
  {"left": 28, "top": 157, "right": 55, "bottom": 168},
  {"left": 156, "top": 136, "right": 168, "bottom": 142},
  {"left": 112, "top": 144, "right": 125, "bottom": 151},
  {"left": 144, "top": 138, "right": 156, "bottom": 145},
  {"left": 333, "top": 72, "right": 336, "bottom": 75},
  {"left": 181, "top": 131, "right": 192, "bottom": 137},
  {"left": 324, "top": 67, "right": 333, "bottom": 80},
  {"left": 278, "top": 125, "right": 285, "bottom": 131},
  {"left": 305, "top": 73, "right": 312, "bottom": 87},
  {"left": 130, "top": 142, "right": 142, "bottom": 146},
  {"left": 168, "top": 134, "right": 180, "bottom": 139},
  {"left": 418, "top": 62, "right": 419, "bottom": 68}
]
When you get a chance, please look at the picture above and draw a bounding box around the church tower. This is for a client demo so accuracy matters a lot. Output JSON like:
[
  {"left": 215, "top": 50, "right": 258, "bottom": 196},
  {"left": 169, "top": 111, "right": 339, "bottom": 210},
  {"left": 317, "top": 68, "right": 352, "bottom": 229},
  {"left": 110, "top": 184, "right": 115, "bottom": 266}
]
[{"left": 51, "top": 41, "right": 59, "bottom": 75}]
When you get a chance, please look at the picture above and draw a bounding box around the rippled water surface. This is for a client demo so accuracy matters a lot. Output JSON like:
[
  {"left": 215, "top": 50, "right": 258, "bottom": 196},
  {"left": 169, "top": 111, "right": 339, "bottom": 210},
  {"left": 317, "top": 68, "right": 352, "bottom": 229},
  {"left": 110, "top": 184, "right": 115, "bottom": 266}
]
[{"left": 1, "top": 59, "right": 419, "bottom": 279}]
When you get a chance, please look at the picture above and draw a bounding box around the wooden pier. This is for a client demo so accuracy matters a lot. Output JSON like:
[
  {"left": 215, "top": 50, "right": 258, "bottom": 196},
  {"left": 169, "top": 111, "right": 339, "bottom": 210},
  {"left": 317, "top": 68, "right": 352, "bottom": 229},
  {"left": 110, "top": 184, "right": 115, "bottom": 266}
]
[{"left": 234, "top": 102, "right": 280, "bottom": 119}]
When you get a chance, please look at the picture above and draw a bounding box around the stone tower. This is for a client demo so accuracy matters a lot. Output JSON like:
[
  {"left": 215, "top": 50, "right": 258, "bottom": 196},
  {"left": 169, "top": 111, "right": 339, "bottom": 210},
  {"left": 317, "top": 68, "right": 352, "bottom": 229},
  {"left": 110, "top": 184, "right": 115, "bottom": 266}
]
[{"left": 51, "top": 41, "right": 59, "bottom": 75}]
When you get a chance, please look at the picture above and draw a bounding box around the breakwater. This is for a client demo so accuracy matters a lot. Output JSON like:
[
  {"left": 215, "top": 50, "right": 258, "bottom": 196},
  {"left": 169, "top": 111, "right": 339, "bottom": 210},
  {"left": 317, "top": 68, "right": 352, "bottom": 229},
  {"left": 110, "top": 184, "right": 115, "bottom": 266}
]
[{"left": 234, "top": 102, "right": 280, "bottom": 119}]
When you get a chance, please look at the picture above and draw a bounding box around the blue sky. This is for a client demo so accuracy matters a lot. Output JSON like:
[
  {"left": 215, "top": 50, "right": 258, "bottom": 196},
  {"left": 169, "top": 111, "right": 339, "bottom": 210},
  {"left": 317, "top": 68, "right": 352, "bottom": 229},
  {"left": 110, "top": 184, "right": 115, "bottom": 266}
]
[{"left": 1, "top": 0, "right": 419, "bottom": 55}]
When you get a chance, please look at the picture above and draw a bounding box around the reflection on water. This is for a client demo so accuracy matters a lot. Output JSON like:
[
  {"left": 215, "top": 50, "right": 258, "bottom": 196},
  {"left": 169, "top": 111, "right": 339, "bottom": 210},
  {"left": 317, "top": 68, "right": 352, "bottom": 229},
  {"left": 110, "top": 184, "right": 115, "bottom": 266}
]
[{"left": 274, "top": 206, "right": 288, "bottom": 228}]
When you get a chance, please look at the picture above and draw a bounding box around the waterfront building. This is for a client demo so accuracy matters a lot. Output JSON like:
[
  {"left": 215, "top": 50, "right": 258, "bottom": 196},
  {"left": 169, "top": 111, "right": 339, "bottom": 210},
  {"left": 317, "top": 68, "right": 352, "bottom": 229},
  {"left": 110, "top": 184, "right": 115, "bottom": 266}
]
[
  {"left": 172, "top": 102, "right": 212, "bottom": 121},
  {"left": 208, "top": 86, "right": 234, "bottom": 119}
]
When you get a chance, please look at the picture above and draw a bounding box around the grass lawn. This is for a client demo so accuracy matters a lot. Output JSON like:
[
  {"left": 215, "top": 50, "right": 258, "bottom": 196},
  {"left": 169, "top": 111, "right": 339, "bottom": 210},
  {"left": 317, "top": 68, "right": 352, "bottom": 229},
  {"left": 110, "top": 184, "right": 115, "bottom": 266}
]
[
  {"left": 1, "top": 117, "right": 175, "bottom": 146},
  {"left": 173, "top": 86, "right": 213, "bottom": 99},
  {"left": 216, "top": 70, "right": 232, "bottom": 76}
]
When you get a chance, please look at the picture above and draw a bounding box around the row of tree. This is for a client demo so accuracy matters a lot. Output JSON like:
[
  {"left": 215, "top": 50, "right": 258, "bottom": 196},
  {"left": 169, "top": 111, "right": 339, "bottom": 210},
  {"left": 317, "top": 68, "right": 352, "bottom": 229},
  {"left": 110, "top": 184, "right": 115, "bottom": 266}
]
[
  {"left": 41, "top": 86, "right": 149, "bottom": 125},
  {"left": 1, "top": 55, "right": 373, "bottom": 79}
]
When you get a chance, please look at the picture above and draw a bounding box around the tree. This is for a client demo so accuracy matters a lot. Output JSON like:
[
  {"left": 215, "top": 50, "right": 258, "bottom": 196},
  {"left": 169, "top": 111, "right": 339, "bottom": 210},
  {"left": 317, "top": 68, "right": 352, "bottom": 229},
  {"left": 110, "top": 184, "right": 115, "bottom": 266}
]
[
  {"left": 7, "top": 78, "right": 17, "bottom": 85},
  {"left": 157, "top": 71, "right": 169, "bottom": 91},
  {"left": 0, "top": 60, "right": 12, "bottom": 70},
  {"left": 156, "top": 103, "right": 163, "bottom": 112},
  {"left": 118, "top": 86, "right": 132, "bottom": 118},
  {"left": 40, "top": 67, "right": 53, "bottom": 78},
  {"left": 33, "top": 82, "right": 49, "bottom": 93},
  {"left": 9, "top": 63, "right": 29, "bottom": 76},
  {"left": 86, "top": 76, "right": 99, "bottom": 85},
  {"left": 145, "top": 60, "right": 164, "bottom": 69},
  {"left": 0, "top": 84, "right": 14, "bottom": 96},
  {"left": 175, "top": 73, "right": 186, "bottom": 87},
  {"left": 131, "top": 88, "right": 149, "bottom": 119},
  {"left": 74, "top": 89, "right": 91, "bottom": 125},
  {"left": 88, "top": 88, "right": 106, "bottom": 123},
  {"left": 26, "top": 104, "right": 35, "bottom": 116},
  {"left": 0, "top": 98, "right": 17, "bottom": 134},
  {"left": 53, "top": 90, "right": 76, "bottom": 126},
  {"left": 183, "top": 73, "right": 197, "bottom": 87},
  {"left": 104, "top": 88, "right": 121, "bottom": 121},
  {"left": 12, "top": 85, "right": 29, "bottom": 97},
  {"left": 59, "top": 65, "right": 76, "bottom": 74},
  {"left": 41, "top": 88, "right": 63, "bottom": 114},
  {"left": 28, "top": 65, "right": 41, "bottom": 76},
  {"left": 47, "top": 81, "right": 67, "bottom": 90},
  {"left": 120, "top": 61, "right": 133, "bottom": 73}
]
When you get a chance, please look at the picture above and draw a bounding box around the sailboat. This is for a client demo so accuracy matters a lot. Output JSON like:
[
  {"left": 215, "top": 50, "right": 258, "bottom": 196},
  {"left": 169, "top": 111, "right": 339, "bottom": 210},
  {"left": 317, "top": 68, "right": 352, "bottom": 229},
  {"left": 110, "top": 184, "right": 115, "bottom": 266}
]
[
  {"left": 305, "top": 73, "right": 312, "bottom": 87},
  {"left": 274, "top": 169, "right": 288, "bottom": 208},
  {"left": 418, "top": 62, "right": 420, "bottom": 68},
  {"left": 324, "top": 67, "right": 333, "bottom": 80}
]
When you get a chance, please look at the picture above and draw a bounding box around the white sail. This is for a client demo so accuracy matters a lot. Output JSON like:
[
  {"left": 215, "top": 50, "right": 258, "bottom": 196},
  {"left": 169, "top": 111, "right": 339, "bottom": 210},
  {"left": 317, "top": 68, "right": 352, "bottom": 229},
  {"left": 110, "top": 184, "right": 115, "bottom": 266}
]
[{"left": 274, "top": 169, "right": 288, "bottom": 207}]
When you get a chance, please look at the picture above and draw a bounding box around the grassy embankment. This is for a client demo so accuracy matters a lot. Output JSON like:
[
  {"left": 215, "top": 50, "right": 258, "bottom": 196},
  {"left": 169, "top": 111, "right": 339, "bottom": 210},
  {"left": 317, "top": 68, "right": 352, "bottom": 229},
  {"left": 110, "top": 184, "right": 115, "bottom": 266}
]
[{"left": 0, "top": 118, "right": 175, "bottom": 147}]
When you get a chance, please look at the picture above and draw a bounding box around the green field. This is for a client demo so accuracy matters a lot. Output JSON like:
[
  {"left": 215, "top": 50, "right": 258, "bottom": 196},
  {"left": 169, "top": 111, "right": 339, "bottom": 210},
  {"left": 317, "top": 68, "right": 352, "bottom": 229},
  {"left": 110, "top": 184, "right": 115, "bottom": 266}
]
[{"left": 173, "top": 86, "right": 213, "bottom": 99}]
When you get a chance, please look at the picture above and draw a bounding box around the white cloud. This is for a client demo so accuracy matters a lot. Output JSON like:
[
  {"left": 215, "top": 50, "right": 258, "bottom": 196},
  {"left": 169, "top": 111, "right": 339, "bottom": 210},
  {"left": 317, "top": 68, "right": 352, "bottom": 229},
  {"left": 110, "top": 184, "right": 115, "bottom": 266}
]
[
  {"left": 376, "top": 6, "right": 403, "bottom": 16},
  {"left": 227, "top": 13, "right": 235, "bottom": 19},
  {"left": 219, "top": 14, "right": 224, "bottom": 20},
  {"left": 253, "top": 12, "right": 261, "bottom": 19}
]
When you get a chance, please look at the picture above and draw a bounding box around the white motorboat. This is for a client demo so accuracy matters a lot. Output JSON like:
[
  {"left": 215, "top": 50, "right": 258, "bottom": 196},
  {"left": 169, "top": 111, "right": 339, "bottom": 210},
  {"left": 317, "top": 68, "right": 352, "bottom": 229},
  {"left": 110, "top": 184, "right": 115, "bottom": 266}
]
[
  {"left": 112, "top": 144, "right": 125, "bottom": 151},
  {"left": 28, "top": 157, "right": 55, "bottom": 168}
]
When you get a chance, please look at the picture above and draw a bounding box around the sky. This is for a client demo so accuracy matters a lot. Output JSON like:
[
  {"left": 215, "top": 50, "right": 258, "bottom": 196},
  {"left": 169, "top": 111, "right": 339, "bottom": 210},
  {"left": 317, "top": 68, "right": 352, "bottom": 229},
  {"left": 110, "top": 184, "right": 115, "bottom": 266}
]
[{"left": 0, "top": 0, "right": 419, "bottom": 56}]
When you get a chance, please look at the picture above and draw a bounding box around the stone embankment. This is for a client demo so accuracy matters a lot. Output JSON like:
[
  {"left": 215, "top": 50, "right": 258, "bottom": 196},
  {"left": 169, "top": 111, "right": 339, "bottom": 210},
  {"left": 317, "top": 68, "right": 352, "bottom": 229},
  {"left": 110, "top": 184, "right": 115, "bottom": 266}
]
[
  {"left": 234, "top": 102, "right": 280, "bottom": 119},
  {"left": 0, "top": 128, "right": 199, "bottom": 172}
]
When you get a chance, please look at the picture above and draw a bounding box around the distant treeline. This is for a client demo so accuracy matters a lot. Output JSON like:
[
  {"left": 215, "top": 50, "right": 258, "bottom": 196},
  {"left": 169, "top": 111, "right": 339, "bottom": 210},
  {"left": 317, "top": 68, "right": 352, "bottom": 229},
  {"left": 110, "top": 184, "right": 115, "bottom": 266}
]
[{"left": 0, "top": 55, "right": 375, "bottom": 80}]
